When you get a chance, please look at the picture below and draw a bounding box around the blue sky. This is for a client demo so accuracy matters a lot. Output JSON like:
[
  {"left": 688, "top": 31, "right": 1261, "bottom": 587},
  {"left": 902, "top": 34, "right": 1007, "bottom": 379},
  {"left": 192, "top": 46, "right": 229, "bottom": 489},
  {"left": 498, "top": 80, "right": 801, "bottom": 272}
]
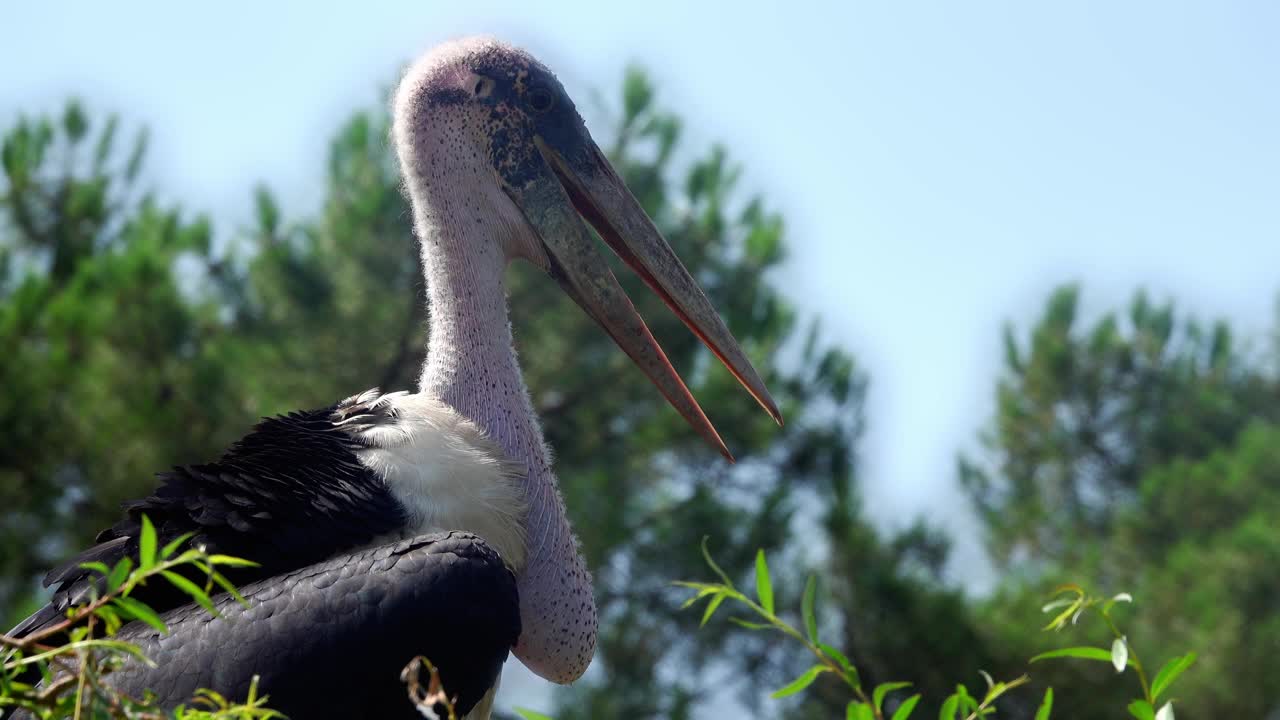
[{"left": 4, "top": 0, "right": 1278, "bottom": 712}]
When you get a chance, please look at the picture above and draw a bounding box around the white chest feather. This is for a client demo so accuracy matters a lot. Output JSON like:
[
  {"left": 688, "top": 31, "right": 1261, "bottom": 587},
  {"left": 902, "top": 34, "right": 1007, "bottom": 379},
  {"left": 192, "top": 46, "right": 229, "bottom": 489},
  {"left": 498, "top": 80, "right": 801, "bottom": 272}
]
[{"left": 346, "top": 392, "right": 528, "bottom": 571}]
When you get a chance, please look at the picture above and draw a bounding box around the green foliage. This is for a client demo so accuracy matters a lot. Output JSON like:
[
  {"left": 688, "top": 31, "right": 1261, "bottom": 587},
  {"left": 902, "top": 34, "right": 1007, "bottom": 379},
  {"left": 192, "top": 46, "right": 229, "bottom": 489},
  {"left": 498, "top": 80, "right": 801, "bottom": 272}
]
[
  {"left": 681, "top": 547, "right": 1202, "bottom": 720},
  {"left": 964, "top": 286, "right": 1280, "bottom": 717},
  {"left": 0, "top": 521, "right": 277, "bottom": 719},
  {"left": 1031, "top": 584, "right": 1192, "bottom": 719},
  {"left": 678, "top": 544, "right": 1028, "bottom": 720}
]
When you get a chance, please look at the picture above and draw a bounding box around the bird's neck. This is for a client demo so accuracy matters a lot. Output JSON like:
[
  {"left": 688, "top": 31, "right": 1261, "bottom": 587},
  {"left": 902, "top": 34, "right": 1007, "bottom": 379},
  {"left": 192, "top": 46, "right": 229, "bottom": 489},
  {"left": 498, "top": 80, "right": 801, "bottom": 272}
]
[{"left": 414, "top": 211, "right": 596, "bottom": 684}]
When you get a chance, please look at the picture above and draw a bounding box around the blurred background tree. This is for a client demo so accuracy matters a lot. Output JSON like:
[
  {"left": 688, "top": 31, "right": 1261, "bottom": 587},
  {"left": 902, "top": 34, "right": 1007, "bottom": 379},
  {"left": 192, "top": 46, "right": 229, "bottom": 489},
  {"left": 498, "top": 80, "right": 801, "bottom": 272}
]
[
  {"left": 961, "top": 286, "right": 1280, "bottom": 717},
  {"left": 2, "top": 72, "right": 1277, "bottom": 719}
]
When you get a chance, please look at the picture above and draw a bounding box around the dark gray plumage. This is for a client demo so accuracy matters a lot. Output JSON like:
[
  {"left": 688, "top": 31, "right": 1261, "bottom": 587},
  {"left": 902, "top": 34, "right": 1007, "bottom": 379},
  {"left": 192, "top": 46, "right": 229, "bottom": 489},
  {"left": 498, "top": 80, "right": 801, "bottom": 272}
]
[{"left": 12, "top": 533, "right": 519, "bottom": 719}]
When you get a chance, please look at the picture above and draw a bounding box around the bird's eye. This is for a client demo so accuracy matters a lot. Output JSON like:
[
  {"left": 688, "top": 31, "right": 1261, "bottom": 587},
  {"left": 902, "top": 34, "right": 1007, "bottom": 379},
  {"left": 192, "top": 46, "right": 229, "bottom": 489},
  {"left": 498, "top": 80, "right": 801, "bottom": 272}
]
[
  {"left": 528, "top": 87, "right": 554, "bottom": 113},
  {"left": 473, "top": 77, "right": 494, "bottom": 98}
]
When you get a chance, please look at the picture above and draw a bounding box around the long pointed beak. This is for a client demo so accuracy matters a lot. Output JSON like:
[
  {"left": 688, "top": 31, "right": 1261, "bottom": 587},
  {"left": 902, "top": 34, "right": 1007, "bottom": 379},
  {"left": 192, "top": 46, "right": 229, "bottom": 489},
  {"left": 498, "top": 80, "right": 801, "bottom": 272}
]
[{"left": 501, "top": 136, "right": 781, "bottom": 460}]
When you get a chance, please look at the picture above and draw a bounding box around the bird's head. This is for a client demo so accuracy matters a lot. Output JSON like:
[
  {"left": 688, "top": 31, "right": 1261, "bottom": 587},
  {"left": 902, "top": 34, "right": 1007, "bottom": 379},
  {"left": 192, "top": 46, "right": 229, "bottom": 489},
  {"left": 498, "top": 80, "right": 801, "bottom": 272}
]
[{"left": 394, "top": 37, "right": 781, "bottom": 458}]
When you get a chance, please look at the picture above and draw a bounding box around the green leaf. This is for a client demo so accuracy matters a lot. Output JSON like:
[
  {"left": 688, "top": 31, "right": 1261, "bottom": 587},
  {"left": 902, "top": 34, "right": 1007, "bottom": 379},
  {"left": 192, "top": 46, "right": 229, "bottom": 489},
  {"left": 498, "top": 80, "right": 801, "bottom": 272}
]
[
  {"left": 139, "top": 515, "right": 157, "bottom": 571},
  {"left": 729, "top": 617, "right": 774, "bottom": 630},
  {"left": 206, "top": 554, "right": 260, "bottom": 568},
  {"left": 1151, "top": 652, "right": 1196, "bottom": 700},
  {"left": 678, "top": 584, "right": 720, "bottom": 609},
  {"left": 107, "top": 557, "right": 134, "bottom": 593},
  {"left": 1034, "top": 687, "right": 1053, "bottom": 720},
  {"left": 802, "top": 575, "right": 818, "bottom": 643},
  {"left": 514, "top": 709, "right": 555, "bottom": 720},
  {"left": 112, "top": 596, "right": 168, "bottom": 634},
  {"left": 770, "top": 664, "right": 828, "bottom": 699},
  {"left": 846, "top": 701, "right": 874, "bottom": 720},
  {"left": 77, "top": 561, "right": 111, "bottom": 577},
  {"left": 874, "top": 682, "right": 912, "bottom": 711},
  {"left": 160, "top": 532, "right": 194, "bottom": 560},
  {"left": 938, "top": 694, "right": 959, "bottom": 720},
  {"left": 755, "top": 550, "right": 774, "bottom": 615},
  {"left": 818, "top": 642, "right": 860, "bottom": 686},
  {"left": 890, "top": 694, "right": 921, "bottom": 720},
  {"left": 1029, "top": 646, "right": 1114, "bottom": 663},
  {"left": 700, "top": 537, "right": 734, "bottom": 588},
  {"left": 1127, "top": 699, "right": 1155, "bottom": 720},
  {"left": 701, "top": 593, "right": 727, "bottom": 627},
  {"left": 1042, "top": 598, "right": 1084, "bottom": 631},
  {"left": 206, "top": 569, "right": 250, "bottom": 608},
  {"left": 161, "top": 571, "right": 217, "bottom": 615}
]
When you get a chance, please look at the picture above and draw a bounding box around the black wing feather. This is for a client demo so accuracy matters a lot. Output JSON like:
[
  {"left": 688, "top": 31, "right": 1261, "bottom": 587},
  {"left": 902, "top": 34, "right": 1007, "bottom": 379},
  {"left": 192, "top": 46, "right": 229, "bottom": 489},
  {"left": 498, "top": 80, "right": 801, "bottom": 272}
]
[{"left": 12, "top": 390, "right": 407, "bottom": 639}]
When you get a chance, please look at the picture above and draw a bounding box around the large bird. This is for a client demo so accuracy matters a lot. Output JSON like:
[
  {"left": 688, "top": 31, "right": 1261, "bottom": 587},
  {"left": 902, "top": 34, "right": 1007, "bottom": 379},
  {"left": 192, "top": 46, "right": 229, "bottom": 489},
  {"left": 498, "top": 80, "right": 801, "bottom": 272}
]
[{"left": 4, "top": 36, "right": 779, "bottom": 718}]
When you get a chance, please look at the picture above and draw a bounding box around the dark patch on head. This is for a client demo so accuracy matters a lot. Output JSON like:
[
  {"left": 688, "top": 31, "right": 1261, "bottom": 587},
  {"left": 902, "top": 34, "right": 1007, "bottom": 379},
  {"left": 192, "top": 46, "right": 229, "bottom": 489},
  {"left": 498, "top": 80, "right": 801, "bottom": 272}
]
[{"left": 425, "top": 87, "right": 469, "bottom": 107}]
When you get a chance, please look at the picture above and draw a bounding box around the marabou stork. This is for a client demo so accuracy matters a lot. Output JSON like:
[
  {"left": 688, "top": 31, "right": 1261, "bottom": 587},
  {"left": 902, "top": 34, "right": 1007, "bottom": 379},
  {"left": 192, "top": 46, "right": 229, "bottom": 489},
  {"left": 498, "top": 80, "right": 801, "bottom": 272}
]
[{"left": 5, "top": 36, "right": 780, "bottom": 718}]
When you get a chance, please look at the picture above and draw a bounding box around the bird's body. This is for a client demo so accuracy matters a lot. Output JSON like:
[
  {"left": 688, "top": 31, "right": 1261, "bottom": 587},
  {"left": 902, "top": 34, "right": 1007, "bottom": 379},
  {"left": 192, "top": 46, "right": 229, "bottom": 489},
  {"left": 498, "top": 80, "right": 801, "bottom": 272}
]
[
  {"left": 12, "top": 390, "right": 526, "bottom": 642},
  {"left": 5, "top": 35, "right": 779, "bottom": 719}
]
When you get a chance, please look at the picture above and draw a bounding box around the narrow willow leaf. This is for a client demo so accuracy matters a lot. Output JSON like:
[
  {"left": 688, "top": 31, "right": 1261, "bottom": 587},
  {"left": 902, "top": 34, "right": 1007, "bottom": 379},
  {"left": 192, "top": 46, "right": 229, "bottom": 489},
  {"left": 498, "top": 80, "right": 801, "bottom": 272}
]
[
  {"left": 874, "top": 682, "right": 912, "bottom": 711},
  {"left": 1127, "top": 700, "right": 1155, "bottom": 720},
  {"left": 770, "top": 664, "right": 827, "bottom": 699},
  {"left": 700, "top": 537, "right": 734, "bottom": 588},
  {"left": 817, "top": 641, "right": 860, "bottom": 686},
  {"left": 107, "top": 557, "right": 134, "bottom": 593},
  {"left": 1029, "top": 646, "right": 1114, "bottom": 663},
  {"left": 938, "top": 694, "right": 959, "bottom": 720},
  {"left": 755, "top": 550, "right": 774, "bottom": 615},
  {"left": 1034, "top": 687, "right": 1053, "bottom": 720},
  {"left": 1042, "top": 596, "right": 1084, "bottom": 631},
  {"left": 846, "top": 701, "right": 874, "bottom": 720},
  {"left": 729, "top": 617, "right": 773, "bottom": 630},
  {"left": 207, "top": 554, "right": 260, "bottom": 568},
  {"left": 514, "top": 709, "right": 554, "bottom": 720},
  {"left": 802, "top": 575, "right": 818, "bottom": 643},
  {"left": 1151, "top": 652, "right": 1196, "bottom": 700},
  {"left": 139, "top": 515, "right": 157, "bottom": 571},
  {"left": 112, "top": 597, "right": 167, "bottom": 634},
  {"left": 78, "top": 561, "right": 111, "bottom": 577},
  {"left": 207, "top": 570, "right": 250, "bottom": 608},
  {"left": 161, "top": 571, "right": 216, "bottom": 615},
  {"left": 1111, "top": 637, "right": 1129, "bottom": 672},
  {"left": 890, "top": 694, "right": 921, "bottom": 720},
  {"left": 701, "top": 593, "right": 727, "bottom": 627},
  {"left": 160, "top": 532, "right": 194, "bottom": 560},
  {"left": 680, "top": 586, "right": 721, "bottom": 609},
  {"left": 673, "top": 581, "right": 720, "bottom": 592}
]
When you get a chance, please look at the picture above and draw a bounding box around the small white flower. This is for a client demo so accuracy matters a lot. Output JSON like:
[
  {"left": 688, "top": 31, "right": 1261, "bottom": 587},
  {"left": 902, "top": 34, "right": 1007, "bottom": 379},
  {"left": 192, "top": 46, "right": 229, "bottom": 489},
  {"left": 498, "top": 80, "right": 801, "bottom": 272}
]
[
  {"left": 1112, "top": 592, "right": 1133, "bottom": 603},
  {"left": 1111, "top": 637, "right": 1128, "bottom": 673},
  {"left": 1155, "top": 701, "right": 1175, "bottom": 720}
]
